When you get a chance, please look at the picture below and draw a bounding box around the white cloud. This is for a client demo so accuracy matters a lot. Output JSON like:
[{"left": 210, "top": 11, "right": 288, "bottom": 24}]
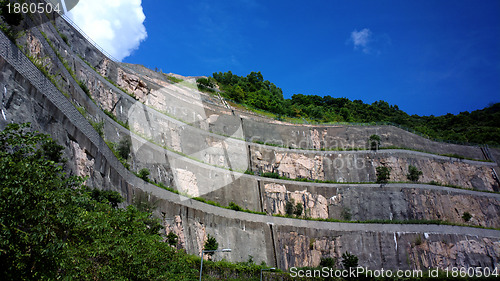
[
  {"left": 67, "top": 0, "right": 147, "bottom": 61},
  {"left": 350, "top": 28, "right": 372, "bottom": 54}
]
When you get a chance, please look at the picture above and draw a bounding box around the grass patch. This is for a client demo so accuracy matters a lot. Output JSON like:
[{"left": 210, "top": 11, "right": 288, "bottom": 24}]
[
  {"left": 76, "top": 105, "right": 86, "bottom": 117},
  {"left": 90, "top": 120, "right": 104, "bottom": 137},
  {"left": 105, "top": 140, "right": 130, "bottom": 169},
  {"left": 164, "top": 74, "right": 184, "bottom": 84},
  {"left": 103, "top": 109, "right": 129, "bottom": 129}
]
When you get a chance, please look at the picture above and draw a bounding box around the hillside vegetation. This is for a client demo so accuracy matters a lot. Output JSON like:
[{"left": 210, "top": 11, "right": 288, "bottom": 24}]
[
  {"left": 209, "top": 71, "right": 500, "bottom": 146},
  {"left": 0, "top": 124, "right": 274, "bottom": 280}
]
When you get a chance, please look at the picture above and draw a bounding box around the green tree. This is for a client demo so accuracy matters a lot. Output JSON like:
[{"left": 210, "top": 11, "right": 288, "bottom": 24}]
[
  {"left": 89, "top": 187, "right": 124, "bottom": 208},
  {"left": 462, "top": 212, "right": 472, "bottom": 222},
  {"left": 138, "top": 168, "right": 150, "bottom": 181},
  {"left": 294, "top": 202, "right": 303, "bottom": 217},
  {"left": 407, "top": 165, "right": 423, "bottom": 182},
  {"left": 0, "top": 123, "right": 200, "bottom": 280},
  {"left": 320, "top": 257, "right": 337, "bottom": 268},
  {"left": 0, "top": 123, "right": 82, "bottom": 279},
  {"left": 166, "top": 232, "right": 179, "bottom": 247},
  {"left": 376, "top": 166, "right": 391, "bottom": 183},
  {"left": 369, "top": 134, "right": 381, "bottom": 150},
  {"left": 204, "top": 234, "right": 219, "bottom": 261},
  {"left": 341, "top": 252, "right": 359, "bottom": 269},
  {"left": 285, "top": 200, "right": 295, "bottom": 216},
  {"left": 117, "top": 136, "right": 131, "bottom": 160}
]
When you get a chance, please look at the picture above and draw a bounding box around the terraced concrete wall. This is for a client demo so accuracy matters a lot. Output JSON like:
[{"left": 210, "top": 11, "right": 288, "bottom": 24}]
[
  {"left": 53, "top": 14, "right": 490, "bottom": 164},
  {"left": 240, "top": 119, "right": 487, "bottom": 160},
  {"left": 13, "top": 14, "right": 500, "bottom": 217},
  {"left": 251, "top": 146, "right": 498, "bottom": 191},
  {"left": 31, "top": 15, "right": 499, "bottom": 197},
  {"left": 2, "top": 19, "right": 499, "bottom": 271},
  {"left": 261, "top": 180, "right": 500, "bottom": 228}
]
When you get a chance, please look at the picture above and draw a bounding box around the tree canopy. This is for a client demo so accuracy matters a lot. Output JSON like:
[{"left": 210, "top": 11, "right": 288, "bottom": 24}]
[
  {"left": 212, "top": 71, "right": 500, "bottom": 146},
  {"left": 0, "top": 123, "right": 198, "bottom": 280}
]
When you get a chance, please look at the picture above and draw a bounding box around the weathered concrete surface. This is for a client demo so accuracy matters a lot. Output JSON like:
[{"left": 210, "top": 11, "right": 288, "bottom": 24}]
[{"left": 2, "top": 18, "right": 499, "bottom": 272}]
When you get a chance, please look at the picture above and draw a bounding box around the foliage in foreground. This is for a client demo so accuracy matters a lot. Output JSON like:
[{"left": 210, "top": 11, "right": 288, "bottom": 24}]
[
  {"left": 0, "top": 123, "right": 294, "bottom": 280},
  {"left": 0, "top": 123, "right": 198, "bottom": 280}
]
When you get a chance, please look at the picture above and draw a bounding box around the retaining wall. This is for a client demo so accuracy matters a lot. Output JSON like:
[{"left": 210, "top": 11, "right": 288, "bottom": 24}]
[{"left": 1, "top": 19, "right": 499, "bottom": 271}]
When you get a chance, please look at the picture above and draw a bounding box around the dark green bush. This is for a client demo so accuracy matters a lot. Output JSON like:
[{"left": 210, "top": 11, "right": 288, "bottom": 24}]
[
  {"left": 462, "top": 212, "right": 472, "bottom": 222},
  {"left": 138, "top": 168, "right": 150, "bottom": 182},
  {"left": 229, "top": 202, "right": 242, "bottom": 211},
  {"left": 407, "top": 165, "right": 423, "bottom": 182},
  {"left": 376, "top": 166, "right": 391, "bottom": 183},
  {"left": 261, "top": 172, "right": 280, "bottom": 179},
  {"left": 341, "top": 252, "right": 359, "bottom": 269}
]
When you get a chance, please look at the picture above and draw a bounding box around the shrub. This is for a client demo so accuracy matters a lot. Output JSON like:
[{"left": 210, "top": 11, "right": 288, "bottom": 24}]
[
  {"left": 407, "top": 165, "right": 423, "bottom": 182},
  {"left": 165, "top": 75, "right": 183, "bottom": 84},
  {"left": 90, "top": 120, "right": 104, "bottom": 137},
  {"left": 166, "top": 232, "right": 178, "bottom": 247},
  {"left": 369, "top": 134, "right": 381, "bottom": 150},
  {"left": 309, "top": 238, "right": 315, "bottom": 250},
  {"left": 341, "top": 252, "right": 358, "bottom": 269},
  {"left": 117, "top": 137, "right": 131, "bottom": 160},
  {"left": 261, "top": 172, "right": 280, "bottom": 179},
  {"left": 294, "top": 203, "right": 303, "bottom": 217},
  {"left": 376, "top": 166, "right": 391, "bottom": 183},
  {"left": 229, "top": 202, "right": 242, "bottom": 211},
  {"left": 414, "top": 235, "right": 423, "bottom": 246},
  {"left": 320, "top": 257, "right": 336, "bottom": 268},
  {"left": 204, "top": 234, "right": 218, "bottom": 260},
  {"left": 285, "top": 200, "right": 295, "bottom": 216},
  {"left": 462, "top": 212, "right": 472, "bottom": 222},
  {"left": 78, "top": 80, "right": 90, "bottom": 97},
  {"left": 138, "top": 168, "right": 150, "bottom": 182},
  {"left": 341, "top": 207, "right": 352, "bottom": 221},
  {"left": 60, "top": 33, "right": 69, "bottom": 45}
]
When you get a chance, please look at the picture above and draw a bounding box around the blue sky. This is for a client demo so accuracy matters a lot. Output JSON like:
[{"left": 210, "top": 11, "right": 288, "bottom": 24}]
[{"left": 70, "top": 0, "right": 500, "bottom": 116}]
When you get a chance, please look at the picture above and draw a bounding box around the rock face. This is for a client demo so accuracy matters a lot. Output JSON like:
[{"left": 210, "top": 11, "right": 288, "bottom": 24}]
[
  {"left": 117, "top": 68, "right": 149, "bottom": 102},
  {"left": 402, "top": 189, "right": 500, "bottom": 228},
  {"left": 278, "top": 232, "right": 338, "bottom": 268},
  {"left": 1, "top": 13, "right": 499, "bottom": 272},
  {"left": 262, "top": 181, "right": 500, "bottom": 228},
  {"left": 374, "top": 155, "right": 497, "bottom": 191},
  {"left": 276, "top": 229, "right": 500, "bottom": 270},
  {"left": 70, "top": 140, "right": 94, "bottom": 181},
  {"left": 264, "top": 183, "right": 329, "bottom": 219},
  {"left": 407, "top": 237, "right": 500, "bottom": 270},
  {"left": 251, "top": 148, "right": 498, "bottom": 191},
  {"left": 254, "top": 150, "right": 325, "bottom": 180},
  {"left": 174, "top": 168, "right": 199, "bottom": 197},
  {"left": 241, "top": 118, "right": 488, "bottom": 160}
]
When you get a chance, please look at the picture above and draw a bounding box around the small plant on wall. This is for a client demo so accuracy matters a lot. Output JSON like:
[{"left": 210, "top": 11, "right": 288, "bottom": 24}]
[
  {"left": 407, "top": 165, "right": 423, "bottom": 182},
  {"left": 462, "top": 212, "right": 472, "bottom": 222},
  {"left": 376, "top": 166, "right": 391, "bottom": 183},
  {"left": 369, "top": 134, "right": 381, "bottom": 151}
]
